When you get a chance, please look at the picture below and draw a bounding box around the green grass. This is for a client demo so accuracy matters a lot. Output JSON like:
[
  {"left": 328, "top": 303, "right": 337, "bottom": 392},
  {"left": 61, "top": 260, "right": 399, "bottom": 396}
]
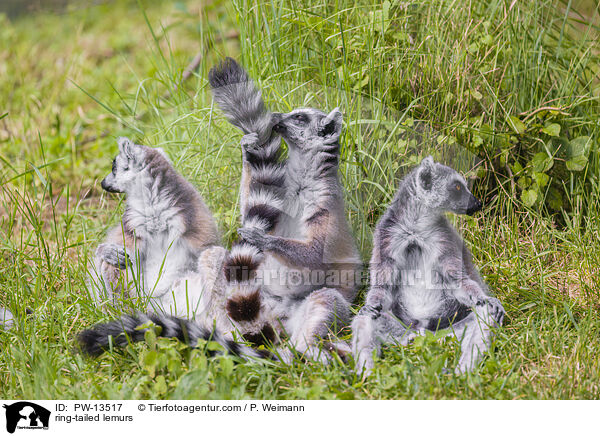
[{"left": 1, "top": 0, "right": 599, "bottom": 399}]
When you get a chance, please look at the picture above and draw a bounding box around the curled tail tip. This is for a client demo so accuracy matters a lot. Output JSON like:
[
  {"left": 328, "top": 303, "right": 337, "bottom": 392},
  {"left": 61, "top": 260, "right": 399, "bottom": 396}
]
[{"left": 208, "top": 57, "right": 250, "bottom": 89}]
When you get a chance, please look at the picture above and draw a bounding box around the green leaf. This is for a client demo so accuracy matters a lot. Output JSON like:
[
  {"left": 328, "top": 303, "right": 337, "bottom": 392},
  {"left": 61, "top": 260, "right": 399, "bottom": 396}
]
[
  {"left": 547, "top": 187, "right": 563, "bottom": 210},
  {"left": 472, "top": 134, "right": 483, "bottom": 148},
  {"left": 566, "top": 155, "right": 588, "bottom": 171},
  {"left": 522, "top": 189, "right": 538, "bottom": 207},
  {"left": 480, "top": 34, "right": 493, "bottom": 46},
  {"left": 508, "top": 116, "right": 526, "bottom": 135},
  {"left": 531, "top": 152, "right": 553, "bottom": 173},
  {"left": 470, "top": 89, "right": 483, "bottom": 101},
  {"left": 142, "top": 350, "right": 158, "bottom": 378},
  {"left": 541, "top": 123, "right": 560, "bottom": 137},
  {"left": 533, "top": 172, "right": 549, "bottom": 188},
  {"left": 154, "top": 375, "right": 167, "bottom": 395}
]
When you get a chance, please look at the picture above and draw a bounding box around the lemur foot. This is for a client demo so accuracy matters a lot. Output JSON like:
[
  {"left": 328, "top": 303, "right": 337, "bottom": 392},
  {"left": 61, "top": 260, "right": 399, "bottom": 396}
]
[
  {"left": 96, "top": 243, "right": 131, "bottom": 269},
  {"left": 238, "top": 227, "right": 269, "bottom": 250},
  {"left": 354, "top": 353, "right": 374, "bottom": 379}
]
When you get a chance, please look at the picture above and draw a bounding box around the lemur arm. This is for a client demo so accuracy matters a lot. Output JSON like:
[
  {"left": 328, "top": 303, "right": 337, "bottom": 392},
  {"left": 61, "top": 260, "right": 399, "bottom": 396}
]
[
  {"left": 435, "top": 252, "right": 489, "bottom": 307},
  {"left": 238, "top": 208, "right": 329, "bottom": 268}
]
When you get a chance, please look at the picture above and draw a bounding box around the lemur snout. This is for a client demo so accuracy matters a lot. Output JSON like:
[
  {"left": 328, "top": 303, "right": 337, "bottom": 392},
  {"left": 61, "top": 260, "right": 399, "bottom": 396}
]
[
  {"left": 271, "top": 113, "right": 285, "bottom": 132},
  {"left": 466, "top": 196, "right": 483, "bottom": 215},
  {"left": 100, "top": 178, "right": 117, "bottom": 193}
]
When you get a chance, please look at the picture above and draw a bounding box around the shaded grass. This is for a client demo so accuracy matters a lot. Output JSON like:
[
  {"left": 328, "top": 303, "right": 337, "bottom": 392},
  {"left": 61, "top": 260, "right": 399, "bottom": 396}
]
[{"left": 1, "top": 0, "right": 599, "bottom": 399}]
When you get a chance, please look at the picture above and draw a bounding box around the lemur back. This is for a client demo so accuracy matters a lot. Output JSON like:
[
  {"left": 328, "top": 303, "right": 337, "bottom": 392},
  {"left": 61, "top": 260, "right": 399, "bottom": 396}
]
[
  {"left": 352, "top": 157, "right": 505, "bottom": 375},
  {"left": 88, "top": 137, "right": 220, "bottom": 314}
]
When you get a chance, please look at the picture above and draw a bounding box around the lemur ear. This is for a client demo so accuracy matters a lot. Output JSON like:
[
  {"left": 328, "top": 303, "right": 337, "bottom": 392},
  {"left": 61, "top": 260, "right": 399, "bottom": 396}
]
[
  {"left": 154, "top": 147, "right": 172, "bottom": 163},
  {"left": 418, "top": 156, "right": 435, "bottom": 190},
  {"left": 117, "top": 137, "right": 143, "bottom": 162},
  {"left": 318, "top": 108, "right": 343, "bottom": 143}
]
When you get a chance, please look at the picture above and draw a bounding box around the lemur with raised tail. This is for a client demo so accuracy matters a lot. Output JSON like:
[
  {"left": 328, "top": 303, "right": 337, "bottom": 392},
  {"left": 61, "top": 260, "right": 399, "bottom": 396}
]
[
  {"left": 88, "top": 137, "right": 220, "bottom": 314},
  {"left": 352, "top": 156, "right": 504, "bottom": 375},
  {"left": 209, "top": 58, "right": 361, "bottom": 361}
]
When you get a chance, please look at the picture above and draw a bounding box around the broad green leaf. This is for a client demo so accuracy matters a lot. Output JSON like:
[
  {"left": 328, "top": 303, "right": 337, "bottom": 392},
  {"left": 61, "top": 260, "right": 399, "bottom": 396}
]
[
  {"left": 541, "top": 123, "right": 560, "bottom": 137},
  {"left": 522, "top": 189, "right": 538, "bottom": 207},
  {"left": 568, "top": 136, "right": 591, "bottom": 158},
  {"left": 472, "top": 134, "right": 483, "bottom": 148},
  {"left": 470, "top": 89, "right": 483, "bottom": 101},
  {"left": 566, "top": 155, "right": 588, "bottom": 171},
  {"left": 533, "top": 172, "right": 549, "bottom": 188},
  {"left": 508, "top": 116, "right": 526, "bottom": 135},
  {"left": 531, "top": 152, "right": 553, "bottom": 172}
]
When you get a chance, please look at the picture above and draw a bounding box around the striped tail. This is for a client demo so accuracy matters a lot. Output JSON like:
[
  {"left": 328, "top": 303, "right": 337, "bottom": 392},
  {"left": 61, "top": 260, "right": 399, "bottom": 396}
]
[
  {"left": 222, "top": 134, "right": 284, "bottom": 346},
  {"left": 77, "top": 313, "right": 270, "bottom": 359},
  {"left": 209, "top": 57, "right": 273, "bottom": 142}
]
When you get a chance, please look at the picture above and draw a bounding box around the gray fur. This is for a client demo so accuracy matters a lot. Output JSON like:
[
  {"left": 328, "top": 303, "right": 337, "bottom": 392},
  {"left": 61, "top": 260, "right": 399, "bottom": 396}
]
[
  {"left": 352, "top": 156, "right": 504, "bottom": 375},
  {"left": 210, "top": 59, "right": 361, "bottom": 362},
  {"left": 88, "top": 137, "right": 220, "bottom": 313},
  {"left": 0, "top": 307, "right": 14, "bottom": 330}
]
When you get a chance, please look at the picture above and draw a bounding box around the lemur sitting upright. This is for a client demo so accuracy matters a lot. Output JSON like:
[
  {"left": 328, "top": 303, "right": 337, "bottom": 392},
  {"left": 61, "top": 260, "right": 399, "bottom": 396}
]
[
  {"left": 88, "top": 137, "right": 220, "bottom": 315},
  {"left": 352, "top": 156, "right": 504, "bottom": 375},
  {"left": 208, "top": 58, "right": 362, "bottom": 362}
]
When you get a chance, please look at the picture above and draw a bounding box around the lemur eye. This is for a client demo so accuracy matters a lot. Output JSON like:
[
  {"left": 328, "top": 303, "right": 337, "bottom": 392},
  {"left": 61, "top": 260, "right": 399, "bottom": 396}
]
[
  {"left": 111, "top": 159, "right": 117, "bottom": 173},
  {"left": 455, "top": 183, "right": 461, "bottom": 191},
  {"left": 292, "top": 114, "right": 308, "bottom": 123}
]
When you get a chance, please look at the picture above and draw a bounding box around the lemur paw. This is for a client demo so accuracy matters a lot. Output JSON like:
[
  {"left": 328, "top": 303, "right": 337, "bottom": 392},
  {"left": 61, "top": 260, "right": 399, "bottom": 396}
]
[
  {"left": 238, "top": 227, "right": 269, "bottom": 250},
  {"left": 96, "top": 243, "right": 131, "bottom": 269},
  {"left": 482, "top": 297, "right": 505, "bottom": 325},
  {"left": 240, "top": 132, "right": 260, "bottom": 153},
  {"left": 358, "top": 304, "right": 382, "bottom": 319}
]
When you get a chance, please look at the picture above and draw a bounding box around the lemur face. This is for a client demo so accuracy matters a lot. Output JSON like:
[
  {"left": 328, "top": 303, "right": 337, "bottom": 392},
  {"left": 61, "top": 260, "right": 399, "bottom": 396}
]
[
  {"left": 416, "top": 156, "right": 482, "bottom": 215},
  {"left": 272, "top": 107, "right": 342, "bottom": 149},
  {"left": 100, "top": 137, "right": 147, "bottom": 194}
]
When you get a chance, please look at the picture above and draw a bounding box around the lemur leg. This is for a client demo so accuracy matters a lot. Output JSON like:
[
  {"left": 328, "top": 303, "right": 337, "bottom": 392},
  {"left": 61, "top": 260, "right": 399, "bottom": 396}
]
[
  {"left": 0, "top": 307, "right": 14, "bottom": 330},
  {"left": 352, "top": 310, "right": 418, "bottom": 376},
  {"left": 278, "top": 287, "right": 351, "bottom": 364},
  {"left": 159, "top": 246, "right": 228, "bottom": 319},
  {"left": 449, "top": 301, "right": 504, "bottom": 374}
]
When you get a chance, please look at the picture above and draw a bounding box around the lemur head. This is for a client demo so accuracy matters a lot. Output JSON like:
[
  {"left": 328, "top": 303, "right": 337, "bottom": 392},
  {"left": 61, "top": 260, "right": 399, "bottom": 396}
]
[
  {"left": 415, "top": 156, "right": 482, "bottom": 215},
  {"left": 271, "top": 107, "right": 342, "bottom": 150},
  {"left": 101, "top": 137, "right": 170, "bottom": 194}
]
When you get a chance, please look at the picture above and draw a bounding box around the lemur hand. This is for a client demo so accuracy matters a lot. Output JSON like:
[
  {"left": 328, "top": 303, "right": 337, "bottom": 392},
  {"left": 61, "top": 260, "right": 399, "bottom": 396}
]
[
  {"left": 477, "top": 296, "right": 505, "bottom": 325},
  {"left": 238, "top": 227, "right": 270, "bottom": 250},
  {"left": 358, "top": 304, "right": 382, "bottom": 319},
  {"left": 96, "top": 243, "right": 131, "bottom": 269},
  {"left": 240, "top": 132, "right": 261, "bottom": 153}
]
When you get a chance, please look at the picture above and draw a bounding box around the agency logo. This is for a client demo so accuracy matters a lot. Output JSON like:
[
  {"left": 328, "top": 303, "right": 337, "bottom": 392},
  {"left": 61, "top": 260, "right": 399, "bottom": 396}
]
[{"left": 2, "top": 402, "right": 50, "bottom": 434}]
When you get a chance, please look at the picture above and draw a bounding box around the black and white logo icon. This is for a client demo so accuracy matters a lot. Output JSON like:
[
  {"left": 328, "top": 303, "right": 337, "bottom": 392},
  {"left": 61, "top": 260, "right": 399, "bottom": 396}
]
[{"left": 3, "top": 402, "right": 50, "bottom": 434}]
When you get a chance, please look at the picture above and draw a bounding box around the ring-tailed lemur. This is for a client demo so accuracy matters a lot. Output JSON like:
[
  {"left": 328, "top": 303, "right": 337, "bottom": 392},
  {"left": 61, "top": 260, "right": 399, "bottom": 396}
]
[
  {"left": 352, "top": 156, "right": 504, "bottom": 375},
  {"left": 88, "top": 137, "right": 220, "bottom": 315},
  {"left": 209, "top": 58, "right": 361, "bottom": 362}
]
